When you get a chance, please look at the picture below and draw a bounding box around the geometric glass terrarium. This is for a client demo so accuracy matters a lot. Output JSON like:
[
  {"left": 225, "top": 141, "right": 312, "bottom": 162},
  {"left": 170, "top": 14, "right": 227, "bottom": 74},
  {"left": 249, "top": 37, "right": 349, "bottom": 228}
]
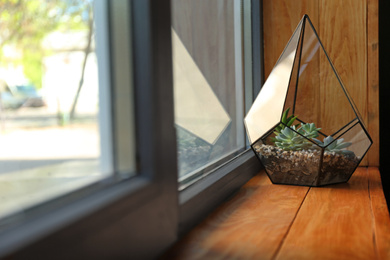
[{"left": 244, "top": 15, "right": 372, "bottom": 186}]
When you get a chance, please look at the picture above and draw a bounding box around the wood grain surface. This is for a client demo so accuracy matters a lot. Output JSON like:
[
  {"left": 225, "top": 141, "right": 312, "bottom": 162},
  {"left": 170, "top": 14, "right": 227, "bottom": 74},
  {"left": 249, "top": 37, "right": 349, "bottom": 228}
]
[
  {"left": 319, "top": 0, "right": 368, "bottom": 165},
  {"left": 262, "top": 0, "right": 319, "bottom": 79},
  {"left": 165, "top": 167, "right": 389, "bottom": 260},
  {"left": 367, "top": 0, "right": 380, "bottom": 166},
  {"left": 368, "top": 167, "right": 390, "bottom": 259},
  {"left": 276, "top": 167, "right": 375, "bottom": 260},
  {"left": 165, "top": 172, "right": 309, "bottom": 259},
  {"left": 262, "top": 0, "right": 378, "bottom": 166}
]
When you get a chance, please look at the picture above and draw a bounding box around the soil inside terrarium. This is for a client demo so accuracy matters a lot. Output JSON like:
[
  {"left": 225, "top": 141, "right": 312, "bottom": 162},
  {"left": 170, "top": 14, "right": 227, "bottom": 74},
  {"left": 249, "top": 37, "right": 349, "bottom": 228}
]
[{"left": 254, "top": 144, "right": 360, "bottom": 186}]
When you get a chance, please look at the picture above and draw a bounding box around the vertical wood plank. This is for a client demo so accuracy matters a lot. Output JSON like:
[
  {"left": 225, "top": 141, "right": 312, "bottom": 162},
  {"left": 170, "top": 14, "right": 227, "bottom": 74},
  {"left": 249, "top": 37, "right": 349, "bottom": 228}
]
[
  {"left": 262, "top": 0, "right": 319, "bottom": 79},
  {"left": 164, "top": 172, "right": 309, "bottom": 260},
  {"left": 275, "top": 168, "right": 377, "bottom": 260},
  {"left": 368, "top": 167, "right": 390, "bottom": 259},
  {"left": 262, "top": 0, "right": 321, "bottom": 134},
  {"left": 367, "top": 0, "right": 379, "bottom": 166},
  {"left": 319, "top": 0, "right": 368, "bottom": 164},
  {"left": 292, "top": 16, "right": 321, "bottom": 127}
]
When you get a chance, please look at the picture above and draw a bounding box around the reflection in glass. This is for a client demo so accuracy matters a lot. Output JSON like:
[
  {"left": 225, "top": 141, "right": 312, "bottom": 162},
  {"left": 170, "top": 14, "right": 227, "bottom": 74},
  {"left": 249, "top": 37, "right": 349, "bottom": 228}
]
[
  {"left": 245, "top": 15, "right": 372, "bottom": 186},
  {"left": 172, "top": 30, "right": 231, "bottom": 145},
  {"left": 172, "top": 0, "right": 245, "bottom": 185},
  {"left": 245, "top": 18, "right": 303, "bottom": 144}
]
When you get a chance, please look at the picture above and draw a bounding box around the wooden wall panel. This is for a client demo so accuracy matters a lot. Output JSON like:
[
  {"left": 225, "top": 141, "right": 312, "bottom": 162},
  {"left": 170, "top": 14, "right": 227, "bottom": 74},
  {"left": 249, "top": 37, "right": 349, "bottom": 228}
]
[
  {"left": 263, "top": 0, "right": 320, "bottom": 129},
  {"left": 263, "top": 0, "right": 319, "bottom": 79},
  {"left": 367, "top": 0, "right": 380, "bottom": 166},
  {"left": 262, "top": 0, "right": 379, "bottom": 166},
  {"left": 319, "top": 0, "right": 368, "bottom": 165}
]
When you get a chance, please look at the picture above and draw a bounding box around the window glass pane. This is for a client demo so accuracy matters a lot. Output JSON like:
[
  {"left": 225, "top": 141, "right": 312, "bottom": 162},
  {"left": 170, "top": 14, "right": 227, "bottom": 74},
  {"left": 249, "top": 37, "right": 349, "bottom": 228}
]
[
  {"left": 0, "top": 0, "right": 131, "bottom": 219},
  {"left": 172, "top": 0, "right": 246, "bottom": 186}
]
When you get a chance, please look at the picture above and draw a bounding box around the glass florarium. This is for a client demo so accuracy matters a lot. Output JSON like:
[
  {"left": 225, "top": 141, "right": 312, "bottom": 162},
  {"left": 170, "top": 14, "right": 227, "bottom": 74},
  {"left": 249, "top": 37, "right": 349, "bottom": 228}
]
[{"left": 244, "top": 15, "right": 372, "bottom": 187}]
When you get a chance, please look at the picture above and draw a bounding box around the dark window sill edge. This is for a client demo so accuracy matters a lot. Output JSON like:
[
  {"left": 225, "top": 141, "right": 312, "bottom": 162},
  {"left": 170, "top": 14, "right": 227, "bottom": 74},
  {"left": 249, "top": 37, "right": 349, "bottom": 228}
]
[
  {"left": 0, "top": 174, "right": 158, "bottom": 259},
  {"left": 178, "top": 148, "right": 262, "bottom": 237}
]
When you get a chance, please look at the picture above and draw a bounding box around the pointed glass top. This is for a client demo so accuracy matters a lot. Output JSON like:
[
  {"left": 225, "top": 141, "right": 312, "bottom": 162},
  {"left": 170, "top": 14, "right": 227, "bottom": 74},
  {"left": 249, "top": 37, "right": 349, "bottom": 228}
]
[{"left": 245, "top": 15, "right": 363, "bottom": 144}]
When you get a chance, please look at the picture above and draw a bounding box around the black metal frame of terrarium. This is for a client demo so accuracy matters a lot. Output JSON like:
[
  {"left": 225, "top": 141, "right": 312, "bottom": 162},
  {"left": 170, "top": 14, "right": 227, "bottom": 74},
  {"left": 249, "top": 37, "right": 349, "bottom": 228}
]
[{"left": 244, "top": 14, "right": 373, "bottom": 187}]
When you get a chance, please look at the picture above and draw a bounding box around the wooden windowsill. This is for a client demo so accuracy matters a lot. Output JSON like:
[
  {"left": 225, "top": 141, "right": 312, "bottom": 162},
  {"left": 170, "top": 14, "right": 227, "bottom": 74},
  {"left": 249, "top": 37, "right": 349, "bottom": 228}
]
[{"left": 165, "top": 167, "right": 390, "bottom": 259}]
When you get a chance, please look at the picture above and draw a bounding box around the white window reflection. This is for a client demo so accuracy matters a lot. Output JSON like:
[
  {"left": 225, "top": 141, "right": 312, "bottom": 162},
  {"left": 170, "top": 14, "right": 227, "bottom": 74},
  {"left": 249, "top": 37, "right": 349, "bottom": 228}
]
[{"left": 172, "top": 0, "right": 246, "bottom": 184}]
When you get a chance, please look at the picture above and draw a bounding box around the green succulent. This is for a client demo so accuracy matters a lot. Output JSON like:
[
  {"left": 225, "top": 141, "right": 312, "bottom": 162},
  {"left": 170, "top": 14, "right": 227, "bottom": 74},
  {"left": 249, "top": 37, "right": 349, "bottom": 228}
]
[
  {"left": 298, "top": 123, "right": 321, "bottom": 139},
  {"left": 275, "top": 126, "right": 306, "bottom": 150},
  {"left": 272, "top": 108, "right": 322, "bottom": 151},
  {"left": 273, "top": 108, "right": 298, "bottom": 136},
  {"left": 270, "top": 108, "right": 354, "bottom": 154},
  {"left": 274, "top": 122, "right": 321, "bottom": 151},
  {"left": 313, "top": 136, "right": 353, "bottom": 154}
]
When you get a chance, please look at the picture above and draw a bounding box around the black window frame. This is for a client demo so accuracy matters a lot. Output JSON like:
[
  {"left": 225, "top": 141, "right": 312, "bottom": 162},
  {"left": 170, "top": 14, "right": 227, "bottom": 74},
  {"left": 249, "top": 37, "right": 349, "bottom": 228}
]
[
  {"left": 0, "top": 0, "right": 264, "bottom": 258},
  {"left": 379, "top": 0, "right": 390, "bottom": 206}
]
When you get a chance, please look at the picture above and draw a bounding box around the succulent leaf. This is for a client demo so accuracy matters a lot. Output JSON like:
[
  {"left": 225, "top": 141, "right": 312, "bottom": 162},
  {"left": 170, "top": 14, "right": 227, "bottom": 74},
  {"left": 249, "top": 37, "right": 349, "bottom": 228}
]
[
  {"left": 287, "top": 116, "right": 298, "bottom": 127},
  {"left": 300, "top": 123, "right": 321, "bottom": 139},
  {"left": 312, "top": 138, "right": 323, "bottom": 145},
  {"left": 311, "top": 135, "right": 353, "bottom": 154},
  {"left": 323, "top": 136, "right": 334, "bottom": 146},
  {"left": 274, "top": 125, "right": 307, "bottom": 150},
  {"left": 274, "top": 108, "right": 298, "bottom": 136},
  {"left": 281, "top": 108, "right": 290, "bottom": 124},
  {"left": 335, "top": 142, "right": 352, "bottom": 149}
]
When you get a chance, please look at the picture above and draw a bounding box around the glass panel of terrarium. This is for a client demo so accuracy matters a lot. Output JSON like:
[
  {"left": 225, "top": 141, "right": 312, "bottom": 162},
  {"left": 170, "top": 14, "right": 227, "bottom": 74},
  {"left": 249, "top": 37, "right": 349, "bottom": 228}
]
[
  {"left": 324, "top": 121, "right": 372, "bottom": 161},
  {"left": 331, "top": 117, "right": 359, "bottom": 140},
  {"left": 172, "top": 0, "right": 245, "bottom": 185},
  {"left": 341, "top": 85, "right": 367, "bottom": 129},
  {"left": 282, "top": 26, "right": 304, "bottom": 116},
  {"left": 244, "top": 18, "right": 304, "bottom": 144},
  {"left": 285, "top": 18, "right": 321, "bottom": 128},
  {"left": 318, "top": 122, "right": 372, "bottom": 186},
  {"left": 292, "top": 16, "right": 358, "bottom": 137}
]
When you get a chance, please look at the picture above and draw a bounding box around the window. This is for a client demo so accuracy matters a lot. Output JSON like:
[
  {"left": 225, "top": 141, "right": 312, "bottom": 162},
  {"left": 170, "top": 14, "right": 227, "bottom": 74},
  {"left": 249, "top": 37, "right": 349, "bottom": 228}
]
[
  {"left": 0, "top": 0, "right": 263, "bottom": 258},
  {"left": 0, "top": 0, "right": 117, "bottom": 220}
]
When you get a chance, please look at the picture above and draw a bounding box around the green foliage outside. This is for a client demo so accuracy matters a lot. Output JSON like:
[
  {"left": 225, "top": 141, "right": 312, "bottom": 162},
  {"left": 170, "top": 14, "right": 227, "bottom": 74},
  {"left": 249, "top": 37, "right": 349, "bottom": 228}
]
[{"left": 0, "top": 0, "right": 92, "bottom": 88}]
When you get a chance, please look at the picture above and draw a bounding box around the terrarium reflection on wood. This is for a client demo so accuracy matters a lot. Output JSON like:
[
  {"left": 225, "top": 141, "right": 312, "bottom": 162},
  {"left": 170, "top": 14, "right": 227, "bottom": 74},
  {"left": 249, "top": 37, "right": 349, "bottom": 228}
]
[{"left": 244, "top": 15, "right": 372, "bottom": 186}]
